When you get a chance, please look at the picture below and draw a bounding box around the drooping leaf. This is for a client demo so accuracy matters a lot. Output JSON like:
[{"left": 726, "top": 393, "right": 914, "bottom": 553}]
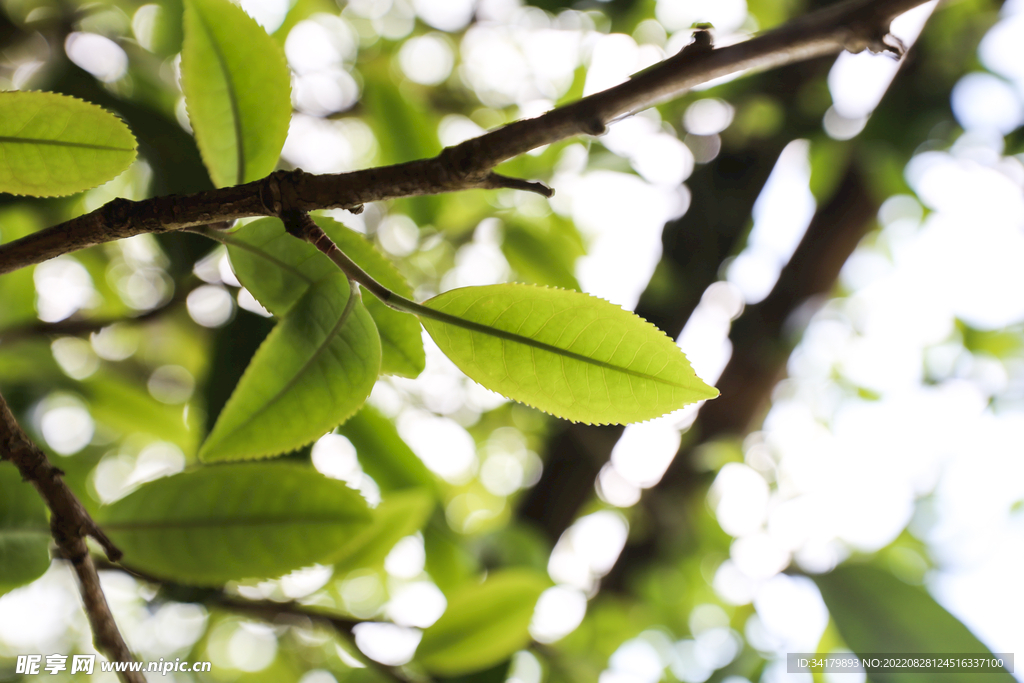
[
  {"left": 332, "top": 489, "right": 434, "bottom": 573},
  {"left": 199, "top": 271, "right": 381, "bottom": 462},
  {"left": 417, "top": 569, "right": 551, "bottom": 676},
  {"left": 0, "top": 464, "right": 51, "bottom": 596},
  {"left": 418, "top": 284, "right": 718, "bottom": 425},
  {"left": 97, "top": 462, "right": 372, "bottom": 585},
  {"left": 180, "top": 0, "right": 290, "bottom": 187},
  {"left": 815, "top": 564, "right": 1015, "bottom": 683},
  {"left": 338, "top": 406, "right": 439, "bottom": 494},
  {"left": 224, "top": 216, "right": 425, "bottom": 378},
  {"left": 0, "top": 91, "right": 136, "bottom": 197}
]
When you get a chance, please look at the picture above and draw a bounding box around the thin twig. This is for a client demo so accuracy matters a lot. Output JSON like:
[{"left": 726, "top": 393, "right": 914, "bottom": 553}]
[
  {"left": 90, "top": 556, "right": 421, "bottom": 683},
  {"left": 0, "top": 392, "right": 144, "bottom": 683},
  {"left": 214, "top": 597, "right": 423, "bottom": 683},
  {"left": 0, "top": 0, "right": 929, "bottom": 277},
  {"left": 0, "top": 285, "right": 191, "bottom": 345}
]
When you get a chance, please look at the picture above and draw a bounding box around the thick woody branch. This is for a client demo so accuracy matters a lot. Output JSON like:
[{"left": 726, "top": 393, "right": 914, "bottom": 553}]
[
  {"left": 0, "top": 0, "right": 928, "bottom": 277},
  {"left": 0, "top": 392, "right": 144, "bottom": 683}
]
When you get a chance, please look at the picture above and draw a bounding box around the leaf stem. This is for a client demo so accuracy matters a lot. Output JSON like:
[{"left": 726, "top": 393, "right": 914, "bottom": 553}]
[
  {"left": 278, "top": 211, "right": 711, "bottom": 393},
  {"left": 279, "top": 211, "right": 421, "bottom": 314}
]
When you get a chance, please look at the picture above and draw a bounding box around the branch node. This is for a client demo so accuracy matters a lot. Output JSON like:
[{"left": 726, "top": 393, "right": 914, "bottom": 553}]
[
  {"left": 260, "top": 170, "right": 287, "bottom": 214},
  {"left": 581, "top": 118, "right": 606, "bottom": 136},
  {"left": 843, "top": 24, "right": 905, "bottom": 58},
  {"left": 104, "top": 198, "right": 135, "bottom": 229},
  {"left": 685, "top": 27, "right": 714, "bottom": 54},
  {"left": 879, "top": 33, "right": 907, "bottom": 58},
  {"left": 280, "top": 208, "right": 314, "bottom": 239}
]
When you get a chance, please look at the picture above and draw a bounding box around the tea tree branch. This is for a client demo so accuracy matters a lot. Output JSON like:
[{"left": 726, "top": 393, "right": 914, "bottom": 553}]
[
  {"left": 0, "top": 392, "right": 144, "bottom": 683},
  {"left": 0, "top": 0, "right": 929, "bottom": 277}
]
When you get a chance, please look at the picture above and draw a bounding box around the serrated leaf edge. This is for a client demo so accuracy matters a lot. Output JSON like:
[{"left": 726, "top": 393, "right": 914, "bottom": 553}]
[
  {"left": 198, "top": 279, "right": 377, "bottom": 461},
  {"left": 420, "top": 283, "right": 718, "bottom": 426},
  {"left": 0, "top": 91, "right": 137, "bottom": 198}
]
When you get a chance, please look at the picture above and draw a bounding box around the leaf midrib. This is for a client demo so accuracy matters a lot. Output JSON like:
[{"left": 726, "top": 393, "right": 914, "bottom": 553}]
[
  {"left": 0, "top": 136, "right": 134, "bottom": 152},
  {"left": 420, "top": 301, "right": 695, "bottom": 390},
  {"left": 102, "top": 515, "right": 368, "bottom": 531},
  {"left": 210, "top": 279, "right": 362, "bottom": 446},
  {"left": 220, "top": 232, "right": 314, "bottom": 285},
  {"left": 192, "top": 0, "right": 246, "bottom": 185}
]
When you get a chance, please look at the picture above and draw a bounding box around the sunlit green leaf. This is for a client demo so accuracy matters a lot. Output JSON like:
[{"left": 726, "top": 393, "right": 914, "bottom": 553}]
[
  {"left": 98, "top": 462, "right": 372, "bottom": 585},
  {"left": 418, "top": 284, "right": 718, "bottom": 425},
  {"left": 225, "top": 216, "right": 425, "bottom": 378},
  {"left": 199, "top": 271, "right": 380, "bottom": 462},
  {"left": 338, "top": 406, "right": 439, "bottom": 494},
  {"left": 180, "top": 0, "right": 290, "bottom": 187},
  {"left": 0, "top": 91, "right": 136, "bottom": 197},
  {"left": 815, "top": 564, "right": 1015, "bottom": 683},
  {"left": 332, "top": 489, "right": 434, "bottom": 572},
  {"left": 417, "top": 569, "right": 551, "bottom": 676},
  {"left": 0, "top": 464, "right": 50, "bottom": 596}
]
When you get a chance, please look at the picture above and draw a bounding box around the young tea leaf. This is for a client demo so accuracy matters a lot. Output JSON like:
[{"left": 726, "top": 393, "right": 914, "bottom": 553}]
[
  {"left": 225, "top": 216, "right": 425, "bottom": 378},
  {"left": 97, "top": 462, "right": 372, "bottom": 585},
  {"left": 815, "top": 564, "right": 1015, "bottom": 683},
  {"left": 417, "top": 569, "right": 551, "bottom": 676},
  {"left": 181, "top": 0, "right": 290, "bottom": 187},
  {"left": 199, "top": 271, "right": 381, "bottom": 462},
  {"left": 0, "top": 91, "right": 136, "bottom": 197},
  {"left": 418, "top": 284, "right": 717, "bottom": 425},
  {"left": 0, "top": 464, "right": 51, "bottom": 596}
]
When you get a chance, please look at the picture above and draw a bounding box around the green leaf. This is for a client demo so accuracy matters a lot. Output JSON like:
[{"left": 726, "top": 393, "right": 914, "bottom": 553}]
[
  {"left": 199, "top": 271, "right": 381, "bottom": 462},
  {"left": 417, "top": 569, "right": 551, "bottom": 676},
  {"left": 0, "top": 91, "right": 137, "bottom": 197},
  {"left": 0, "top": 463, "right": 51, "bottom": 596},
  {"left": 424, "top": 525, "right": 479, "bottom": 596},
  {"left": 0, "top": 207, "right": 41, "bottom": 328},
  {"left": 225, "top": 216, "right": 425, "bottom": 378},
  {"left": 815, "top": 564, "right": 1015, "bottom": 683},
  {"left": 181, "top": 0, "right": 290, "bottom": 187},
  {"left": 418, "top": 284, "right": 718, "bottom": 425},
  {"left": 501, "top": 216, "right": 583, "bottom": 291},
  {"left": 97, "top": 462, "right": 372, "bottom": 585},
  {"left": 84, "top": 374, "right": 203, "bottom": 456},
  {"left": 338, "top": 406, "right": 439, "bottom": 494},
  {"left": 332, "top": 489, "right": 434, "bottom": 572}
]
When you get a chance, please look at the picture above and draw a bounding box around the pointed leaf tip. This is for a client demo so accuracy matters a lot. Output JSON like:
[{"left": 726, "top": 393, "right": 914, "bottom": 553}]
[
  {"left": 181, "top": 0, "right": 290, "bottom": 187},
  {"left": 199, "top": 271, "right": 381, "bottom": 462},
  {"left": 418, "top": 283, "right": 717, "bottom": 425}
]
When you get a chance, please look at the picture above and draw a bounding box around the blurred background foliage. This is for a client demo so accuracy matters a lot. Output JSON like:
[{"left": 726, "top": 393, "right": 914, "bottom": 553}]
[{"left": 2, "top": 0, "right": 1024, "bottom": 680}]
